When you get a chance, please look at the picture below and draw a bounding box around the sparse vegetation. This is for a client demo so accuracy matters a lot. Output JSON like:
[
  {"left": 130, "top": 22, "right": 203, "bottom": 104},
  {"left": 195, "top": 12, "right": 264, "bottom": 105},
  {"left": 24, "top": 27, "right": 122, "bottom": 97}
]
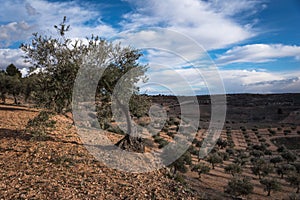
[{"left": 26, "top": 110, "right": 56, "bottom": 140}]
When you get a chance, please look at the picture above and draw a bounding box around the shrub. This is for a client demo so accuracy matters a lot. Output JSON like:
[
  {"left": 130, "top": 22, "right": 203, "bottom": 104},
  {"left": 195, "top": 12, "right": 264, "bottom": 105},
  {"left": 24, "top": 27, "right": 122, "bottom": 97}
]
[
  {"left": 174, "top": 173, "right": 186, "bottom": 184},
  {"left": 26, "top": 111, "right": 56, "bottom": 140},
  {"left": 219, "top": 152, "right": 230, "bottom": 161},
  {"left": 252, "top": 144, "right": 267, "bottom": 151}
]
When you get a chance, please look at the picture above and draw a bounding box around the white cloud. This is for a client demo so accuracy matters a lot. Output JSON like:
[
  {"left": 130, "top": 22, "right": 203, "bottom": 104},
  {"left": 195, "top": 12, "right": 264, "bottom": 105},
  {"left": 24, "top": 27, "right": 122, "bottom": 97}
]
[
  {"left": 139, "top": 67, "right": 300, "bottom": 95},
  {"left": 0, "top": 21, "right": 32, "bottom": 47},
  {"left": 115, "top": 28, "right": 210, "bottom": 69},
  {"left": 0, "top": 0, "right": 116, "bottom": 47},
  {"left": 122, "top": 0, "right": 261, "bottom": 50},
  {"left": 207, "top": 0, "right": 267, "bottom": 17},
  {"left": 0, "top": 49, "right": 30, "bottom": 70},
  {"left": 216, "top": 44, "right": 300, "bottom": 65},
  {"left": 219, "top": 69, "right": 300, "bottom": 93}
]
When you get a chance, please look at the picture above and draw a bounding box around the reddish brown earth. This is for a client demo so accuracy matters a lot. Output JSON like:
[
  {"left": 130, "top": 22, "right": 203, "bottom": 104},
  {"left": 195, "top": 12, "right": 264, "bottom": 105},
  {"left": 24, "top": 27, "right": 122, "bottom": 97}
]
[
  {"left": 1, "top": 99, "right": 299, "bottom": 200},
  {"left": 0, "top": 103, "right": 198, "bottom": 199}
]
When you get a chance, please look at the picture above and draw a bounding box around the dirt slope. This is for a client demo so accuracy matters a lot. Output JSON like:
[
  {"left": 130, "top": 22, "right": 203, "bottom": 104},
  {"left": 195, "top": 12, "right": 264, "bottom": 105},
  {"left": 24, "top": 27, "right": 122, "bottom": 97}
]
[{"left": 0, "top": 104, "right": 198, "bottom": 199}]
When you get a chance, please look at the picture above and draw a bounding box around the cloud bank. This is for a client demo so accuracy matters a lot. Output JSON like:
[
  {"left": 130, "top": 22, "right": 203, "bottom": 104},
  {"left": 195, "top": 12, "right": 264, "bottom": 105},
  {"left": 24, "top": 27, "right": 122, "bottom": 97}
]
[{"left": 217, "top": 44, "right": 300, "bottom": 65}]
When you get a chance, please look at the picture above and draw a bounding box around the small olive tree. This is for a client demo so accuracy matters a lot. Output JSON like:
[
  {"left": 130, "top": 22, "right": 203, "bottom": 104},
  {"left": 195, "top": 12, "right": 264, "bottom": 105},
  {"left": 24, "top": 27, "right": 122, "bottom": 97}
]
[
  {"left": 224, "top": 163, "right": 242, "bottom": 177},
  {"left": 260, "top": 178, "right": 281, "bottom": 196},
  {"left": 225, "top": 177, "right": 254, "bottom": 198},
  {"left": 286, "top": 172, "right": 300, "bottom": 193},
  {"left": 206, "top": 153, "right": 223, "bottom": 169},
  {"left": 191, "top": 163, "right": 210, "bottom": 180}
]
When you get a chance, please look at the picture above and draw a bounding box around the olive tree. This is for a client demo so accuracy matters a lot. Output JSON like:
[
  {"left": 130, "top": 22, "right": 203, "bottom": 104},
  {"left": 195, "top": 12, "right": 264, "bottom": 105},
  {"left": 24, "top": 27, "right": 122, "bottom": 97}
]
[
  {"left": 224, "top": 163, "right": 242, "bottom": 177},
  {"left": 191, "top": 163, "right": 210, "bottom": 180},
  {"left": 21, "top": 17, "right": 86, "bottom": 113},
  {"left": 286, "top": 172, "right": 300, "bottom": 193},
  {"left": 251, "top": 158, "right": 273, "bottom": 179},
  {"left": 206, "top": 153, "right": 223, "bottom": 169},
  {"left": 21, "top": 17, "right": 150, "bottom": 152},
  {"left": 260, "top": 178, "right": 281, "bottom": 196},
  {"left": 225, "top": 177, "right": 253, "bottom": 198}
]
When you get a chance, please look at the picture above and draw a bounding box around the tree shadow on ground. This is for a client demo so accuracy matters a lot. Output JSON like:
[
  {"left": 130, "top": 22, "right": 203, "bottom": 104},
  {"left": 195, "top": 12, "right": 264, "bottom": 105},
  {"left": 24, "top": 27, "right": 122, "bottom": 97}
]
[{"left": 0, "top": 128, "right": 32, "bottom": 141}]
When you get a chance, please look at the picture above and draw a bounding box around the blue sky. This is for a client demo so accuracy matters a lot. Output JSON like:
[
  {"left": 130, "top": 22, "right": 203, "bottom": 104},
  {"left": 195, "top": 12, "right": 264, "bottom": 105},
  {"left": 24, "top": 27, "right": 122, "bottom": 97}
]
[{"left": 0, "top": 0, "right": 299, "bottom": 95}]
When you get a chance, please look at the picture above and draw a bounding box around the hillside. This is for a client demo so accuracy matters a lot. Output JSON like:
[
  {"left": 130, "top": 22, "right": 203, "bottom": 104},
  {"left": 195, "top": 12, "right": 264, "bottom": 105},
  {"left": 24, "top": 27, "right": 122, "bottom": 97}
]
[
  {"left": 1, "top": 93, "right": 300, "bottom": 199},
  {"left": 0, "top": 103, "right": 199, "bottom": 199}
]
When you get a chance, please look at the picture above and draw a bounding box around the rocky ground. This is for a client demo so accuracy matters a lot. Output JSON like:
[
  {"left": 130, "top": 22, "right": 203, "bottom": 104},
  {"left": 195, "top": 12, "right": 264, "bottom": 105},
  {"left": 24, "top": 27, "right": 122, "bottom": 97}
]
[{"left": 0, "top": 103, "right": 199, "bottom": 199}]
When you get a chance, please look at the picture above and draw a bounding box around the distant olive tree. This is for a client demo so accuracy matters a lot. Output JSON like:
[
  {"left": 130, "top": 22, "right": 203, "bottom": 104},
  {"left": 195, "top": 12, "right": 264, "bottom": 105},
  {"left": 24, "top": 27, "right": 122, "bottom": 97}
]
[
  {"left": 251, "top": 158, "right": 273, "bottom": 179},
  {"left": 281, "top": 151, "right": 297, "bottom": 164},
  {"left": 286, "top": 172, "right": 300, "bottom": 193},
  {"left": 169, "top": 151, "right": 192, "bottom": 175},
  {"left": 270, "top": 156, "right": 283, "bottom": 167},
  {"left": 206, "top": 153, "right": 223, "bottom": 169},
  {"left": 191, "top": 163, "right": 210, "bottom": 180},
  {"left": 225, "top": 177, "right": 253, "bottom": 198},
  {"left": 260, "top": 178, "right": 281, "bottom": 196},
  {"left": 224, "top": 163, "right": 242, "bottom": 177},
  {"left": 276, "top": 164, "right": 295, "bottom": 179}
]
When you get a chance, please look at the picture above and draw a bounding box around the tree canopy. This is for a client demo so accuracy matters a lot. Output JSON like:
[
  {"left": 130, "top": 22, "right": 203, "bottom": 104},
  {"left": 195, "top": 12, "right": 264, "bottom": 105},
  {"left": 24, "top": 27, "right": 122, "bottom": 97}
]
[{"left": 21, "top": 16, "right": 150, "bottom": 152}]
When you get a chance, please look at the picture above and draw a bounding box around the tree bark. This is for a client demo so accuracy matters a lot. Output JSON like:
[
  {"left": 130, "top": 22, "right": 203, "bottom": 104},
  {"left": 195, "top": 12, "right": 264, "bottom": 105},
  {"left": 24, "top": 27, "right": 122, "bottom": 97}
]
[
  {"left": 114, "top": 97, "right": 145, "bottom": 153},
  {"left": 115, "top": 134, "right": 145, "bottom": 153}
]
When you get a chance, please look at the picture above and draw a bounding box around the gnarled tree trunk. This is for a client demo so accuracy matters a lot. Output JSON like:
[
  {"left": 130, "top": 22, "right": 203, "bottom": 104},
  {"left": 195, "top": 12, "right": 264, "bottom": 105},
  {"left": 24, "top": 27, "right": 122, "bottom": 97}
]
[{"left": 114, "top": 98, "right": 145, "bottom": 153}]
